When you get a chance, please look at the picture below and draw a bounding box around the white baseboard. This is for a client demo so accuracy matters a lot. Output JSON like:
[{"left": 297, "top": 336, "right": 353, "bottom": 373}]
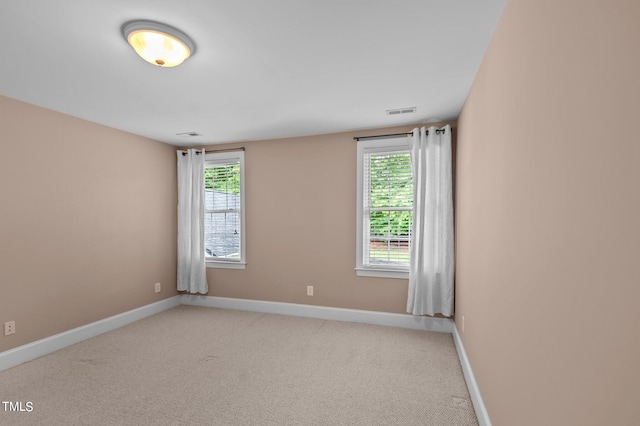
[
  {"left": 1, "top": 294, "right": 486, "bottom": 425},
  {"left": 1, "top": 294, "right": 458, "bottom": 389},
  {"left": 181, "top": 295, "right": 454, "bottom": 333},
  {"left": 452, "top": 325, "right": 492, "bottom": 426},
  {"left": 0, "top": 296, "right": 181, "bottom": 373}
]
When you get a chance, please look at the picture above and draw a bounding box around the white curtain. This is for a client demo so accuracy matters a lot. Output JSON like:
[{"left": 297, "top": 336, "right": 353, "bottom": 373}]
[
  {"left": 177, "top": 149, "right": 208, "bottom": 294},
  {"left": 407, "top": 126, "right": 454, "bottom": 316}
]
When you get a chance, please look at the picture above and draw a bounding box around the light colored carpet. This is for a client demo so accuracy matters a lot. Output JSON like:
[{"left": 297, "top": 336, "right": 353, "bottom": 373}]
[{"left": 0, "top": 306, "right": 477, "bottom": 425}]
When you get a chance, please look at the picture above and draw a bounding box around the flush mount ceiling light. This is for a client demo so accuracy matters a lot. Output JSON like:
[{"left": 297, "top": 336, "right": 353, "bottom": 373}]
[{"left": 122, "top": 20, "right": 196, "bottom": 67}]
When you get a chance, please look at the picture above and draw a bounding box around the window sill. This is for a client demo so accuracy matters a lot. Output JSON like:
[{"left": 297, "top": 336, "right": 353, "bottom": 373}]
[
  {"left": 206, "top": 261, "right": 246, "bottom": 270},
  {"left": 355, "top": 268, "right": 408, "bottom": 279}
]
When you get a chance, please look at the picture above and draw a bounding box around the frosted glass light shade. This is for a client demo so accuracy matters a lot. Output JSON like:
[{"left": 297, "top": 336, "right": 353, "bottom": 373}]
[{"left": 122, "top": 20, "right": 196, "bottom": 67}]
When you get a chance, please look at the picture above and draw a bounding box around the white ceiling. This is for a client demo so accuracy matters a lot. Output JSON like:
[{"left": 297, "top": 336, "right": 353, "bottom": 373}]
[{"left": 0, "top": 0, "right": 506, "bottom": 146}]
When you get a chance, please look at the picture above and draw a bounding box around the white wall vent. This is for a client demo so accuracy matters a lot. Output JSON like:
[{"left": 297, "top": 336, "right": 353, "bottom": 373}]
[
  {"left": 386, "top": 107, "right": 417, "bottom": 116},
  {"left": 176, "top": 131, "right": 202, "bottom": 137}
]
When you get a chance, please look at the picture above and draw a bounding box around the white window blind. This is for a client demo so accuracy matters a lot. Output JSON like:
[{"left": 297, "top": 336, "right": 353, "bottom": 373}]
[
  {"left": 363, "top": 150, "right": 413, "bottom": 269},
  {"left": 204, "top": 153, "right": 244, "bottom": 263}
]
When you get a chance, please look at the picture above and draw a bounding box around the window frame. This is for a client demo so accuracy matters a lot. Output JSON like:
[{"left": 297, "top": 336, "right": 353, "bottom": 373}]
[
  {"left": 204, "top": 150, "right": 246, "bottom": 270},
  {"left": 356, "top": 136, "right": 412, "bottom": 279}
]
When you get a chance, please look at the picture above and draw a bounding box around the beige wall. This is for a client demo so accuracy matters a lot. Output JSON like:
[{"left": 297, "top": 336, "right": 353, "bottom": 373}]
[
  {"left": 0, "top": 95, "right": 178, "bottom": 352},
  {"left": 200, "top": 122, "right": 455, "bottom": 314},
  {"left": 456, "top": 0, "right": 640, "bottom": 425}
]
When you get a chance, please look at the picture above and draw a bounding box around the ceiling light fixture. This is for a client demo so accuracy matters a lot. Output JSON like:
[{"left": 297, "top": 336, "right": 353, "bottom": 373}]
[{"left": 122, "top": 20, "right": 196, "bottom": 67}]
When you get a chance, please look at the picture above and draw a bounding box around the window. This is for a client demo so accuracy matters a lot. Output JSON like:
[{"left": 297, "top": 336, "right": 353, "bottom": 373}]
[
  {"left": 204, "top": 151, "right": 246, "bottom": 269},
  {"left": 356, "top": 137, "right": 412, "bottom": 279}
]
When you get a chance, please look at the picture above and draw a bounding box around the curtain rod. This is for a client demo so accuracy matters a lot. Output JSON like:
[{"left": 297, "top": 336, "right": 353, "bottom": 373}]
[
  {"left": 180, "top": 147, "right": 245, "bottom": 156},
  {"left": 353, "top": 128, "right": 446, "bottom": 141}
]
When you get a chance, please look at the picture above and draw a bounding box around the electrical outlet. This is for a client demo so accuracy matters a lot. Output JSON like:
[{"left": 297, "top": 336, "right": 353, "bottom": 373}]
[
  {"left": 155, "top": 282, "right": 161, "bottom": 293},
  {"left": 4, "top": 321, "right": 15, "bottom": 336},
  {"left": 307, "top": 285, "right": 314, "bottom": 296}
]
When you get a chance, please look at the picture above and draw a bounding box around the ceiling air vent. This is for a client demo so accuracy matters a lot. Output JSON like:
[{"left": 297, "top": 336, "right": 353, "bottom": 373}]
[
  {"left": 176, "top": 131, "right": 202, "bottom": 137},
  {"left": 386, "top": 107, "right": 417, "bottom": 116}
]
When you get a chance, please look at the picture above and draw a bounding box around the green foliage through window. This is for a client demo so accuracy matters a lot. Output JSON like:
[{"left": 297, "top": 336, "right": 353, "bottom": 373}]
[
  {"left": 205, "top": 164, "right": 240, "bottom": 194},
  {"left": 368, "top": 152, "right": 413, "bottom": 238}
]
